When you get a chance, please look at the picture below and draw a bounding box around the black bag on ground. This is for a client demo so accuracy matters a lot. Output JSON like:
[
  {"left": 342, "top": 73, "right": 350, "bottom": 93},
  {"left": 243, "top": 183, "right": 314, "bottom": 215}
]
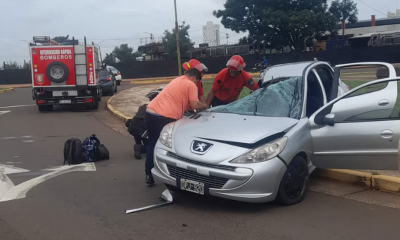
[
  {"left": 97, "top": 144, "right": 110, "bottom": 160},
  {"left": 63, "top": 138, "right": 83, "bottom": 165},
  {"left": 82, "top": 134, "right": 101, "bottom": 162},
  {"left": 82, "top": 134, "right": 110, "bottom": 162}
]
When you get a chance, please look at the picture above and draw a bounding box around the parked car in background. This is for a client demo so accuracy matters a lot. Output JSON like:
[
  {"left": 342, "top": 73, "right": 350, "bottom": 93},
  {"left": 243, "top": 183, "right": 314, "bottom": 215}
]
[
  {"left": 107, "top": 66, "right": 122, "bottom": 85},
  {"left": 151, "top": 61, "right": 400, "bottom": 206},
  {"left": 99, "top": 69, "right": 118, "bottom": 96}
]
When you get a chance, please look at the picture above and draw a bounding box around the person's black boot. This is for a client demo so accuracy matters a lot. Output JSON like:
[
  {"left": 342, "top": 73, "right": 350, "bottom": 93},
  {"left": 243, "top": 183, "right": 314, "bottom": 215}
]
[
  {"left": 145, "top": 174, "right": 155, "bottom": 185},
  {"left": 134, "top": 144, "right": 142, "bottom": 159},
  {"left": 140, "top": 145, "right": 147, "bottom": 154}
]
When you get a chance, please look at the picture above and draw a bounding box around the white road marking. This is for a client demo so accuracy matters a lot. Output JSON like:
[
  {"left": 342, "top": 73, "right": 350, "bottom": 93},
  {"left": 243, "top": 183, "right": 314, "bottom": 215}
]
[
  {"left": 0, "top": 104, "right": 35, "bottom": 109},
  {"left": 0, "top": 163, "right": 96, "bottom": 203},
  {"left": 0, "top": 110, "right": 10, "bottom": 116},
  {"left": 22, "top": 140, "right": 35, "bottom": 143},
  {"left": 0, "top": 136, "right": 33, "bottom": 140}
]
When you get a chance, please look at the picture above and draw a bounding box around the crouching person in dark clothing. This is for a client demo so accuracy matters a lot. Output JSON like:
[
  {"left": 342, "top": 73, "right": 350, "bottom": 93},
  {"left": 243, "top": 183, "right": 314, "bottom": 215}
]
[{"left": 126, "top": 87, "right": 164, "bottom": 159}]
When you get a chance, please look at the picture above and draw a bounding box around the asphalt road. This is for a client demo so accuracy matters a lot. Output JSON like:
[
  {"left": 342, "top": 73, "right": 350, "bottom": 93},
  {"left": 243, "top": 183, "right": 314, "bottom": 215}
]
[{"left": 1, "top": 82, "right": 400, "bottom": 240}]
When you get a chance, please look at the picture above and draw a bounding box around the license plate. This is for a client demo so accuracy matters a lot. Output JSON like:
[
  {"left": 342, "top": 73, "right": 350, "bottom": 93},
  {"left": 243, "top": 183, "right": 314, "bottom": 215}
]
[
  {"left": 180, "top": 179, "right": 205, "bottom": 195},
  {"left": 53, "top": 91, "right": 78, "bottom": 97},
  {"left": 59, "top": 99, "right": 71, "bottom": 104}
]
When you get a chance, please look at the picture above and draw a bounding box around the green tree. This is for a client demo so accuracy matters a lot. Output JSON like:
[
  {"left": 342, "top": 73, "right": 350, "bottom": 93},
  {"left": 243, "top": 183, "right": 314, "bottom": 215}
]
[
  {"left": 22, "top": 60, "right": 31, "bottom": 70},
  {"left": 162, "top": 21, "right": 195, "bottom": 55},
  {"left": 4, "top": 61, "right": 20, "bottom": 70},
  {"left": 213, "top": 0, "right": 338, "bottom": 52},
  {"left": 103, "top": 53, "right": 115, "bottom": 65},
  {"left": 329, "top": 0, "right": 358, "bottom": 35},
  {"left": 112, "top": 44, "right": 135, "bottom": 62}
]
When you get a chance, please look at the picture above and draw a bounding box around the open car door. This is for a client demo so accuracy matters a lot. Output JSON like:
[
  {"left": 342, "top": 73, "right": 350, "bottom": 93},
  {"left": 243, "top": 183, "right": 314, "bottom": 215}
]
[{"left": 309, "top": 63, "right": 400, "bottom": 170}]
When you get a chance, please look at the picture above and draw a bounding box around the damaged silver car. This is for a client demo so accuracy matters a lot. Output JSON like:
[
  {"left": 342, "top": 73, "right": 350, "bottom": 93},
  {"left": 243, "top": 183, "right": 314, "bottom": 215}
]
[{"left": 152, "top": 61, "right": 400, "bottom": 205}]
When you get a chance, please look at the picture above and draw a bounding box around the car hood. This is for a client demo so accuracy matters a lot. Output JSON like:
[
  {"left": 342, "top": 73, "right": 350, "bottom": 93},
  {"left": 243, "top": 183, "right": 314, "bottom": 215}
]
[{"left": 173, "top": 112, "right": 298, "bottom": 145}]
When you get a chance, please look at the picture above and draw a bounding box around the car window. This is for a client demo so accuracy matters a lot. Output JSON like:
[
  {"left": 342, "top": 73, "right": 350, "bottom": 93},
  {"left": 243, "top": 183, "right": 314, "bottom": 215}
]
[
  {"left": 344, "top": 80, "right": 400, "bottom": 121},
  {"left": 315, "top": 67, "right": 333, "bottom": 100},
  {"left": 306, "top": 71, "right": 325, "bottom": 117},
  {"left": 99, "top": 70, "right": 109, "bottom": 78},
  {"left": 345, "top": 82, "right": 388, "bottom": 98},
  {"left": 208, "top": 76, "right": 304, "bottom": 119}
]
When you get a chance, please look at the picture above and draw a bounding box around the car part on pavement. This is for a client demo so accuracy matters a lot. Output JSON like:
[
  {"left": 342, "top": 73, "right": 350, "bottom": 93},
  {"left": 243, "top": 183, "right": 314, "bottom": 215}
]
[{"left": 125, "top": 189, "right": 173, "bottom": 214}]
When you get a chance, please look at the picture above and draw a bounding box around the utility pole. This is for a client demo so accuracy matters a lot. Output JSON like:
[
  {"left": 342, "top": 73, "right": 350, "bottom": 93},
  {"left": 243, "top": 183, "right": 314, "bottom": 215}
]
[
  {"left": 174, "top": 0, "right": 182, "bottom": 76},
  {"left": 342, "top": 0, "right": 347, "bottom": 36},
  {"left": 226, "top": 33, "right": 229, "bottom": 45}
]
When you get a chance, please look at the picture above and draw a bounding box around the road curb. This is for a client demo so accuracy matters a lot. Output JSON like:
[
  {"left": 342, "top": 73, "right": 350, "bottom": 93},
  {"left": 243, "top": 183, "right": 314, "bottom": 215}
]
[
  {"left": 0, "top": 88, "right": 14, "bottom": 94},
  {"left": 315, "top": 169, "right": 372, "bottom": 187},
  {"left": 129, "top": 73, "right": 260, "bottom": 84},
  {"left": 315, "top": 169, "right": 400, "bottom": 193},
  {"left": 372, "top": 175, "right": 400, "bottom": 193},
  {"left": 106, "top": 94, "right": 131, "bottom": 123}
]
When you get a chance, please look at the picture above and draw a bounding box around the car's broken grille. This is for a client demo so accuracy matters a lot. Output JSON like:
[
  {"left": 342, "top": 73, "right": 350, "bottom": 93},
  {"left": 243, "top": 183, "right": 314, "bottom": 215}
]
[
  {"left": 167, "top": 165, "right": 228, "bottom": 189},
  {"left": 167, "top": 152, "right": 236, "bottom": 172}
]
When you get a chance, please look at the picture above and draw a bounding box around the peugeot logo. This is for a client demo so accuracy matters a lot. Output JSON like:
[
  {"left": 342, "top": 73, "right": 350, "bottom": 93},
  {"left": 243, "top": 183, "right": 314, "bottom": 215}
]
[{"left": 191, "top": 140, "right": 213, "bottom": 155}]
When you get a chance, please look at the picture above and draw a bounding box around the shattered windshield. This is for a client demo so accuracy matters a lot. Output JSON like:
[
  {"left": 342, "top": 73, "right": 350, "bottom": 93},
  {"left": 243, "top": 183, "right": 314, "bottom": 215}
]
[{"left": 208, "top": 76, "right": 303, "bottom": 119}]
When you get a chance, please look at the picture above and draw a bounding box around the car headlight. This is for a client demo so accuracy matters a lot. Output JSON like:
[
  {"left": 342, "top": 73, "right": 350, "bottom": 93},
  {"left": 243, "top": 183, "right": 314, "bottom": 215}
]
[
  {"left": 230, "top": 137, "right": 288, "bottom": 164},
  {"left": 159, "top": 122, "right": 176, "bottom": 148}
]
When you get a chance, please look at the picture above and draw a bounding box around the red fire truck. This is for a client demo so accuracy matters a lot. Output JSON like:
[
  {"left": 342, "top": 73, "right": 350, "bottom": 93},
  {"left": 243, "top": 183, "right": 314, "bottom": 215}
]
[{"left": 30, "top": 36, "right": 102, "bottom": 112}]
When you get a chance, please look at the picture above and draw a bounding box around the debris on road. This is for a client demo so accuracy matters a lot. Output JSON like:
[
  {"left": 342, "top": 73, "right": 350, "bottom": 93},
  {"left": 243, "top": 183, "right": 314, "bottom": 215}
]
[{"left": 125, "top": 189, "right": 173, "bottom": 214}]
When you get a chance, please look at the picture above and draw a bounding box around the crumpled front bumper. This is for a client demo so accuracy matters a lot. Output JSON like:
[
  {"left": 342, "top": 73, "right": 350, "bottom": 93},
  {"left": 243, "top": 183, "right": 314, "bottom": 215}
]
[{"left": 152, "top": 146, "right": 287, "bottom": 203}]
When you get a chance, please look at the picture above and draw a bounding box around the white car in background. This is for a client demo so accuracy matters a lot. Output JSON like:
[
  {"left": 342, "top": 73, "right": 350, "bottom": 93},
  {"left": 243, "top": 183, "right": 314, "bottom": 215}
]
[{"left": 107, "top": 66, "right": 122, "bottom": 85}]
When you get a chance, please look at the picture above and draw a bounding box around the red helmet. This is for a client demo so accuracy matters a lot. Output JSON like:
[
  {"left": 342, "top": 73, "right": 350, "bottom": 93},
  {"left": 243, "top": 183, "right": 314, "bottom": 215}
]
[
  {"left": 182, "top": 59, "right": 205, "bottom": 72},
  {"left": 226, "top": 55, "right": 246, "bottom": 71}
]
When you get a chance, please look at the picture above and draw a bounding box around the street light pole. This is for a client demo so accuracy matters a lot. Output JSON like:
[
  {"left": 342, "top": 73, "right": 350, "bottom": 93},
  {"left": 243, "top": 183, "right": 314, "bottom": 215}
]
[{"left": 174, "top": 0, "right": 182, "bottom": 76}]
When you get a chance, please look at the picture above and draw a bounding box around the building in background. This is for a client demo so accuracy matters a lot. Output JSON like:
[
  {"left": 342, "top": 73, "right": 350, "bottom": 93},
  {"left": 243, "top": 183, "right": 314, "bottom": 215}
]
[
  {"left": 202, "top": 21, "right": 220, "bottom": 47},
  {"left": 340, "top": 15, "right": 400, "bottom": 36},
  {"left": 387, "top": 9, "right": 400, "bottom": 18}
]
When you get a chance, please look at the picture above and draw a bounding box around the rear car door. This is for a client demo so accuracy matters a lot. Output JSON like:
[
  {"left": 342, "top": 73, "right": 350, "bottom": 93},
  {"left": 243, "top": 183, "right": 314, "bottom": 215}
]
[{"left": 308, "top": 65, "right": 400, "bottom": 170}]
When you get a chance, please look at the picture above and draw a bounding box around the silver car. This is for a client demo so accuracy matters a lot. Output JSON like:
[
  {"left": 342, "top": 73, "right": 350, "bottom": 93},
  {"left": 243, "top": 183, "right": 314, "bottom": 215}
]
[{"left": 151, "top": 61, "right": 400, "bottom": 205}]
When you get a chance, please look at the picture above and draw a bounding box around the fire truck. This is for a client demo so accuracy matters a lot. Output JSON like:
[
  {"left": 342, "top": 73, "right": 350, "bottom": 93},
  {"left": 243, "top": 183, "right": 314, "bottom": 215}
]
[{"left": 30, "top": 36, "right": 102, "bottom": 112}]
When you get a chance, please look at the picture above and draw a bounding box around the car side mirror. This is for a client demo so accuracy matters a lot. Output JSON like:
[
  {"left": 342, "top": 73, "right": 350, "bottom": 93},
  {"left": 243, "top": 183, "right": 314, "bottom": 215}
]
[{"left": 323, "top": 113, "right": 335, "bottom": 126}]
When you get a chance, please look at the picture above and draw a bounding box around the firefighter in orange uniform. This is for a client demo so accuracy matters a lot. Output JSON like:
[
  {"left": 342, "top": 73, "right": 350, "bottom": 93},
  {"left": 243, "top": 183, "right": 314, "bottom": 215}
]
[{"left": 206, "top": 55, "right": 259, "bottom": 107}]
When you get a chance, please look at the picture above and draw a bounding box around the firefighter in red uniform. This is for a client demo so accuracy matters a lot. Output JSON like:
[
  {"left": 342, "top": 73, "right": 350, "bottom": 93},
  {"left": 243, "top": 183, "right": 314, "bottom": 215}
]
[
  {"left": 183, "top": 60, "right": 208, "bottom": 112},
  {"left": 206, "top": 55, "right": 259, "bottom": 107}
]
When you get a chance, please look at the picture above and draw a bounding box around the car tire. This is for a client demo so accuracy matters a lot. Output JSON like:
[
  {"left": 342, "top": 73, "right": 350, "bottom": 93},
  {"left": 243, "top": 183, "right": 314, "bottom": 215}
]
[
  {"left": 117, "top": 80, "right": 121, "bottom": 86},
  {"left": 46, "top": 61, "right": 69, "bottom": 84},
  {"left": 276, "top": 155, "right": 309, "bottom": 206},
  {"left": 114, "top": 82, "right": 118, "bottom": 93}
]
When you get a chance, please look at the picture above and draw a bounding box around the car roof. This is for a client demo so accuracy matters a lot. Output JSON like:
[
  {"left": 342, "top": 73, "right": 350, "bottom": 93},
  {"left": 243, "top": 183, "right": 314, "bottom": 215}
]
[{"left": 261, "top": 61, "right": 330, "bottom": 83}]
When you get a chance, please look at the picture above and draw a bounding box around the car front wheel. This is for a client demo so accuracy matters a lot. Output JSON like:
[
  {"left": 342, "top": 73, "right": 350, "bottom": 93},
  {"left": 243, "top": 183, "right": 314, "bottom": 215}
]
[{"left": 276, "top": 155, "right": 309, "bottom": 205}]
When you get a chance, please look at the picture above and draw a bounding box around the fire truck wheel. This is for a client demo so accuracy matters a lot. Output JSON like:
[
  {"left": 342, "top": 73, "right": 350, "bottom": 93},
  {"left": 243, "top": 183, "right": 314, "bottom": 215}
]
[
  {"left": 38, "top": 105, "right": 47, "bottom": 112},
  {"left": 46, "top": 62, "right": 69, "bottom": 84},
  {"left": 92, "top": 102, "right": 99, "bottom": 110},
  {"left": 38, "top": 105, "right": 53, "bottom": 112}
]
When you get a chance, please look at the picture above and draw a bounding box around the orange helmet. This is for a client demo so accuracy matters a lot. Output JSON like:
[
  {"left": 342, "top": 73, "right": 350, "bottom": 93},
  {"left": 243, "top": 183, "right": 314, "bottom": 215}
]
[{"left": 226, "top": 55, "right": 246, "bottom": 71}]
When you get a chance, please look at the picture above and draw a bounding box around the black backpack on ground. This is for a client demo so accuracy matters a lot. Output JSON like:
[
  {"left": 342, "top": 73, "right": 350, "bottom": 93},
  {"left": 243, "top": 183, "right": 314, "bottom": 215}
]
[{"left": 63, "top": 138, "right": 83, "bottom": 165}]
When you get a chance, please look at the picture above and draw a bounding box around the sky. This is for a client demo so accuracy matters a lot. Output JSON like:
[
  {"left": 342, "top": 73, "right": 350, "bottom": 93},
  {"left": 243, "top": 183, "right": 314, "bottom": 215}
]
[{"left": 1, "top": 0, "right": 400, "bottom": 65}]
